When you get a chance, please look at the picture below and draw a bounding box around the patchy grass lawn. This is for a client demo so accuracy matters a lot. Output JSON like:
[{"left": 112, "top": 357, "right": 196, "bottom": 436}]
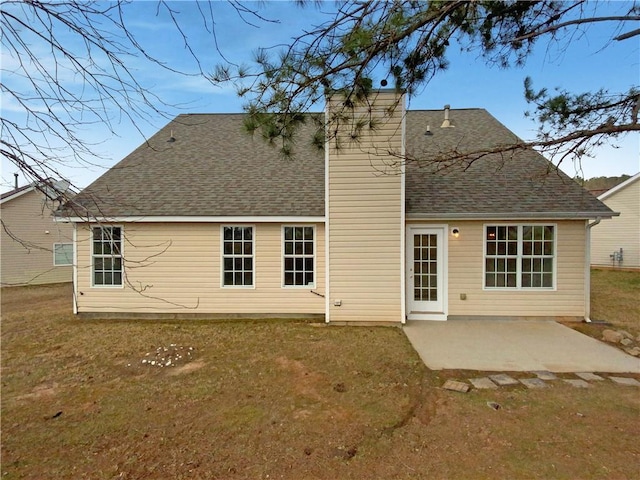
[
  {"left": 591, "top": 268, "right": 640, "bottom": 331},
  {"left": 572, "top": 268, "right": 640, "bottom": 342},
  {"left": 2, "top": 280, "right": 639, "bottom": 479}
]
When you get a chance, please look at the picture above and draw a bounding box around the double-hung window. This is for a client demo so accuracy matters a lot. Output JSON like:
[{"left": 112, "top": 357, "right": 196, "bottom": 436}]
[
  {"left": 92, "top": 226, "right": 123, "bottom": 287},
  {"left": 283, "top": 226, "right": 314, "bottom": 287},
  {"left": 485, "top": 224, "right": 555, "bottom": 289},
  {"left": 222, "top": 226, "right": 254, "bottom": 287}
]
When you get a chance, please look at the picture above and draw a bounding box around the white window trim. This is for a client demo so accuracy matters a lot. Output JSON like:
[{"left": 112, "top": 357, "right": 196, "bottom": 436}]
[
  {"left": 281, "top": 225, "right": 316, "bottom": 289},
  {"left": 53, "top": 242, "right": 73, "bottom": 266},
  {"left": 90, "top": 225, "right": 124, "bottom": 288},
  {"left": 220, "top": 225, "right": 256, "bottom": 289},
  {"left": 482, "top": 223, "right": 557, "bottom": 291}
]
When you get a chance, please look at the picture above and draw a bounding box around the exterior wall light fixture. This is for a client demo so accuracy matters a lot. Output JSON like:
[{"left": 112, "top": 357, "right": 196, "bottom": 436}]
[{"left": 451, "top": 227, "right": 460, "bottom": 238}]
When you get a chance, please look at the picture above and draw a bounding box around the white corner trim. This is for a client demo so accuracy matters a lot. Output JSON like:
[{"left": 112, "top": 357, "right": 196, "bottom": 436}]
[
  {"left": 324, "top": 102, "right": 331, "bottom": 324},
  {"left": 72, "top": 223, "right": 78, "bottom": 315},
  {"left": 584, "top": 218, "right": 600, "bottom": 322},
  {"left": 400, "top": 94, "right": 407, "bottom": 324}
]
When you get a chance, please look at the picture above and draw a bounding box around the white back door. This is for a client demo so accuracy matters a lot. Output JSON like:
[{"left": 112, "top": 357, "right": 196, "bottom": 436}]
[{"left": 407, "top": 226, "right": 447, "bottom": 320}]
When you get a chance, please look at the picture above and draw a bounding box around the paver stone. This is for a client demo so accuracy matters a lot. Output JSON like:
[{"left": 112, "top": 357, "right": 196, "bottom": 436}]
[
  {"left": 575, "top": 372, "right": 604, "bottom": 381},
  {"left": 469, "top": 377, "right": 498, "bottom": 389},
  {"left": 520, "top": 378, "right": 548, "bottom": 389},
  {"left": 443, "top": 380, "right": 470, "bottom": 392},
  {"left": 608, "top": 377, "right": 640, "bottom": 387},
  {"left": 563, "top": 379, "right": 590, "bottom": 388},
  {"left": 489, "top": 374, "right": 519, "bottom": 386}
]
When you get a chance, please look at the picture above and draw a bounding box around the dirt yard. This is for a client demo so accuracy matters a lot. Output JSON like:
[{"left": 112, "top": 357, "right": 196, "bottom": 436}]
[{"left": 1, "top": 275, "right": 639, "bottom": 479}]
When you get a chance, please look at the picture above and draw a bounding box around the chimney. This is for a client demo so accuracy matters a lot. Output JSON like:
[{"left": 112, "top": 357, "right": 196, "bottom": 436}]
[
  {"left": 441, "top": 104, "right": 453, "bottom": 128},
  {"left": 14, "top": 173, "right": 18, "bottom": 189}
]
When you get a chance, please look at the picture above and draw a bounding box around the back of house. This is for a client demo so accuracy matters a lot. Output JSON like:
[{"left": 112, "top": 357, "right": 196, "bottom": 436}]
[{"left": 61, "top": 91, "right": 614, "bottom": 321}]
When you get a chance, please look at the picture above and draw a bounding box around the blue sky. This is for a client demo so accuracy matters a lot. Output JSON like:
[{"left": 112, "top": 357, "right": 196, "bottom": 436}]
[{"left": 2, "top": 1, "right": 638, "bottom": 192}]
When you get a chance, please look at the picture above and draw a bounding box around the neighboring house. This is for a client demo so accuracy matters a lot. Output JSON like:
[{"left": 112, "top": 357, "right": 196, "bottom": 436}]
[
  {"left": 61, "top": 91, "right": 614, "bottom": 322},
  {"left": 1, "top": 180, "right": 74, "bottom": 286},
  {"left": 590, "top": 173, "right": 640, "bottom": 269}
]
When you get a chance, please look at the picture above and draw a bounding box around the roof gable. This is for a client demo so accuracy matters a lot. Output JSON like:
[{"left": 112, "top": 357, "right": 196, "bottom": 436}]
[
  {"left": 598, "top": 172, "right": 640, "bottom": 201},
  {"left": 0, "top": 184, "right": 36, "bottom": 204},
  {"left": 1, "top": 179, "right": 73, "bottom": 205}
]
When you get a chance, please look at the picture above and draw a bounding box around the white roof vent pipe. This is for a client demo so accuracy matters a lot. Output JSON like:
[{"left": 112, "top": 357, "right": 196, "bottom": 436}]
[{"left": 441, "top": 104, "right": 454, "bottom": 128}]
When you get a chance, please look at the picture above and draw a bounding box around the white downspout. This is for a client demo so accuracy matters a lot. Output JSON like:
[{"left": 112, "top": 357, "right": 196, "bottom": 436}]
[
  {"left": 324, "top": 102, "right": 331, "bottom": 324},
  {"left": 400, "top": 94, "right": 407, "bottom": 324},
  {"left": 584, "top": 217, "right": 601, "bottom": 323},
  {"left": 72, "top": 222, "right": 78, "bottom": 315}
]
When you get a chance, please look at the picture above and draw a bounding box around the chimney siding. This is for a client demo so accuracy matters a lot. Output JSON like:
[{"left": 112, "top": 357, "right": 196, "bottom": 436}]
[{"left": 326, "top": 90, "right": 405, "bottom": 323}]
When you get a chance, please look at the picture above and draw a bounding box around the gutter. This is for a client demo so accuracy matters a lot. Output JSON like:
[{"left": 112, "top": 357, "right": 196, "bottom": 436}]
[
  {"left": 57, "top": 215, "right": 327, "bottom": 224},
  {"left": 584, "top": 217, "right": 601, "bottom": 323},
  {"left": 406, "top": 211, "right": 618, "bottom": 220}
]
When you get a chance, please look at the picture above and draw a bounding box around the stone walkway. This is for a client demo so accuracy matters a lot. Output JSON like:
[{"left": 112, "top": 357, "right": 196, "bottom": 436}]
[{"left": 443, "top": 371, "right": 640, "bottom": 392}]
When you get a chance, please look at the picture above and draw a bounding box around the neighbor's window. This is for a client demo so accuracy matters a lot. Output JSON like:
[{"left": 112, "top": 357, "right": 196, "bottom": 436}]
[
  {"left": 53, "top": 243, "right": 73, "bottom": 266},
  {"left": 92, "top": 226, "right": 123, "bottom": 287},
  {"left": 283, "top": 226, "right": 314, "bottom": 287},
  {"left": 222, "top": 226, "right": 254, "bottom": 287},
  {"left": 485, "top": 225, "right": 555, "bottom": 289}
]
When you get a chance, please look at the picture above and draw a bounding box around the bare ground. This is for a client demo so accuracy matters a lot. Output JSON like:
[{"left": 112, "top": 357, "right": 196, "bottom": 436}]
[{"left": 1, "top": 281, "right": 639, "bottom": 479}]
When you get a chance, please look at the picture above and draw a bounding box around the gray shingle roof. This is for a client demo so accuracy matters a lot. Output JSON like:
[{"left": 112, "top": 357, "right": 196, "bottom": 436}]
[
  {"left": 66, "top": 109, "right": 613, "bottom": 219},
  {"left": 68, "top": 114, "right": 325, "bottom": 217},
  {"left": 405, "top": 109, "right": 613, "bottom": 217},
  {"left": 0, "top": 184, "right": 32, "bottom": 202}
]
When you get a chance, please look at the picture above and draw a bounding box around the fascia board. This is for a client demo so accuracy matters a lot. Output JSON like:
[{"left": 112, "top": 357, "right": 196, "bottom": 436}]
[
  {"left": 406, "top": 212, "right": 619, "bottom": 220},
  {"left": 59, "top": 215, "right": 327, "bottom": 224}
]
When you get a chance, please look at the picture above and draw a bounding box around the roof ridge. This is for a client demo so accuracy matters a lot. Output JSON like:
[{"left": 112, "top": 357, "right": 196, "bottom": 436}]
[
  {"left": 175, "top": 112, "right": 324, "bottom": 117},
  {"left": 407, "top": 107, "right": 487, "bottom": 112}
]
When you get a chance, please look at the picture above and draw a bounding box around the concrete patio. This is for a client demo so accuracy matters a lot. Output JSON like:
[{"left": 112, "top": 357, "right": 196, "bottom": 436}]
[{"left": 404, "top": 319, "right": 640, "bottom": 373}]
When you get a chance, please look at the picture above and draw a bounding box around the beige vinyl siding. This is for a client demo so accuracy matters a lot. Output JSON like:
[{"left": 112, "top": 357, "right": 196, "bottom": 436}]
[
  {"left": 409, "top": 220, "right": 587, "bottom": 318},
  {"left": 591, "top": 178, "right": 640, "bottom": 268},
  {"left": 75, "top": 222, "right": 325, "bottom": 315},
  {"left": 1, "top": 190, "right": 73, "bottom": 286},
  {"left": 327, "top": 91, "right": 404, "bottom": 322}
]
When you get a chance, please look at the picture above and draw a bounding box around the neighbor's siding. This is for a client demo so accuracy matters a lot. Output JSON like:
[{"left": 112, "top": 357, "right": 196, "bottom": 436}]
[
  {"left": 1, "top": 190, "right": 73, "bottom": 286},
  {"left": 408, "top": 220, "right": 587, "bottom": 318},
  {"left": 75, "top": 222, "right": 325, "bottom": 315},
  {"left": 591, "top": 178, "right": 640, "bottom": 268},
  {"left": 327, "top": 91, "right": 404, "bottom": 322}
]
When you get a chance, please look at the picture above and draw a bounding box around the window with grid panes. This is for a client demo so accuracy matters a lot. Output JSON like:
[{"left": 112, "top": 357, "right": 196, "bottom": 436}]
[
  {"left": 521, "top": 225, "right": 555, "bottom": 288},
  {"left": 54, "top": 243, "right": 73, "bottom": 266},
  {"left": 222, "top": 226, "right": 253, "bottom": 287},
  {"left": 484, "top": 225, "right": 555, "bottom": 289},
  {"left": 92, "top": 226, "right": 123, "bottom": 286},
  {"left": 283, "top": 226, "right": 314, "bottom": 286}
]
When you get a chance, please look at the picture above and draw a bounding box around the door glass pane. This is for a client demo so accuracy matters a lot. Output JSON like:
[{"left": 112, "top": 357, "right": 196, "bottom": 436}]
[{"left": 413, "top": 234, "right": 438, "bottom": 303}]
